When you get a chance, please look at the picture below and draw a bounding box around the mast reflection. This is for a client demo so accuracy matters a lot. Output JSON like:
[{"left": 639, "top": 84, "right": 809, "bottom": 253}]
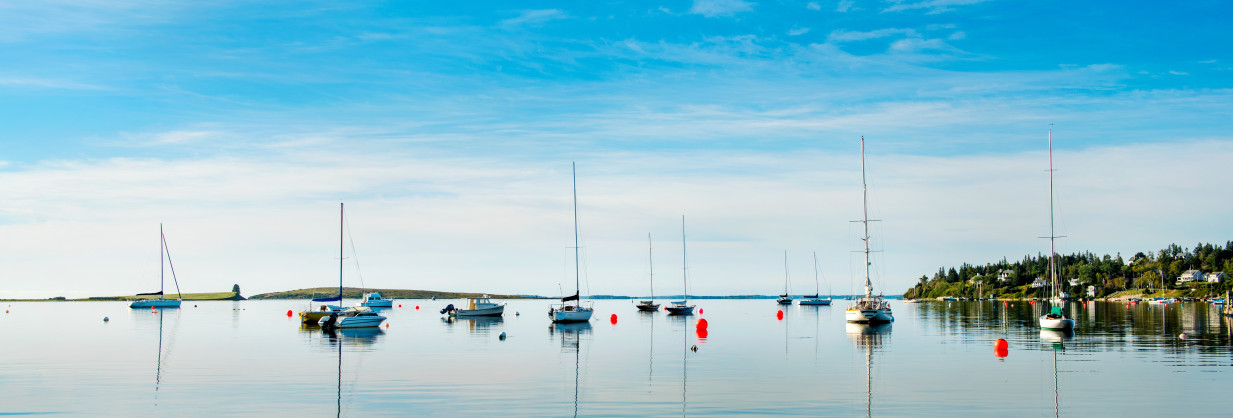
[{"left": 846, "top": 323, "right": 890, "bottom": 418}]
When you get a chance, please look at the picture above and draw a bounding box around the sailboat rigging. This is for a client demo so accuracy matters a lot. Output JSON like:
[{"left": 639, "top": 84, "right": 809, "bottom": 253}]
[
  {"left": 298, "top": 203, "right": 386, "bottom": 329},
  {"left": 845, "top": 137, "right": 893, "bottom": 324},
  {"left": 551, "top": 162, "right": 595, "bottom": 323},
  {"left": 131, "top": 224, "right": 183, "bottom": 309}
]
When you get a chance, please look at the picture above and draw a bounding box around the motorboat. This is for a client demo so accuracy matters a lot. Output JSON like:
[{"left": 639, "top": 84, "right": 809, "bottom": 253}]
[
  {"left": 443, "top": 295, "right": 505, "bottom": 317},
  {"left": 360, "top": 292, "right": 394, "bottom": 308}
]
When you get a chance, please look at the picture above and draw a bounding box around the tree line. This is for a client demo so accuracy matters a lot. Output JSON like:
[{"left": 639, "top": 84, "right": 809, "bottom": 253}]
[{"left": 903, "top": 241, "right": 1233, "bottom": 299}]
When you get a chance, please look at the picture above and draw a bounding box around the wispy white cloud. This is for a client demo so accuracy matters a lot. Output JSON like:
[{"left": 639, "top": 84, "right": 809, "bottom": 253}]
[
  {"left": 807, "top": 2, "right": 823, "bottom": 11},
  {"left": 788, "top": 27, "right": 811, "bottom": 36},
  {"left": 836, "top": 0, "right": 855, "bottom": 12},
  {"left": 1169, "top": 70, "right": 1189, "bottom": 76},
  {"left": 827, "top": 28, "right": 919, "bottom": 43},
  {"left": 690, "top": 0, "right": 755, "bottom": 17},
  {"left": 499, "top": 9, "right": 570, "bottom": 28},
  {"left": 883, "top": 0, "right": 991, "bottom": 14},
  {"left": 0, "top": 76, "right": 108, "bottom": 90}
]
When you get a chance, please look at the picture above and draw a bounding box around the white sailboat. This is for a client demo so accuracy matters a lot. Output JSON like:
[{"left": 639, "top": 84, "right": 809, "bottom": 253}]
[
  {"left": 636, "top": 233, "right": 661, "bottom": 312},
  {"left": 316, "top": 203, "right": 387, "bottom": 329},
  {"left": 845, "top": 137, "right": 893, "bottom": 324},
  {"left": 776, "top": 251, "right": 794, "bottom": 305},
  {"left": 1039, "top": 128, "right": 1076, "bottom": 331},
  {"left": 665, "top": 216, "right": 695, "bottom": 315},
  {"left": 551, "top": 162, "right": 594, "bottom": 323},
  {"left": 130, "top": 224, "right": 183, "bottom": 309},
  {"left": 799, "top": 252, "right": 833, "bottom": 306}
]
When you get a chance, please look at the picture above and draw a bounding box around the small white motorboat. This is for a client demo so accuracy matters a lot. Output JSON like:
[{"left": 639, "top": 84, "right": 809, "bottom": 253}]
[
  {"left": 320, "top": 306, "right": 387, "bottom": 329},
  {"left": 442, "top": 295, "right": 505, "bottom": 317}
]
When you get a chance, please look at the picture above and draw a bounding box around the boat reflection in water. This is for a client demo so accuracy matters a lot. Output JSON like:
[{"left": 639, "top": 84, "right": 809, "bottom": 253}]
[
  {"left": 1040, "top": 330, "right": 1070, "bottom": 417},
  {"left": 846, "top": 323, "right": 890, "bottom": 418},
  {"left": 136, "top": 308, "right": 180, "bottom": 408},
  {"left": 549, "top": 322, "right": 591, "bottom": 417},
  {"left": 441, "top": 315, "right": 505, "bottom": 335}
]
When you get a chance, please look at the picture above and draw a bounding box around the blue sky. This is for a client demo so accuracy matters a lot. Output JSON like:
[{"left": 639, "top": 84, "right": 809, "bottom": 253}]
[{"left": 2, "top": 0, "right": 1231, "bottom": 298}]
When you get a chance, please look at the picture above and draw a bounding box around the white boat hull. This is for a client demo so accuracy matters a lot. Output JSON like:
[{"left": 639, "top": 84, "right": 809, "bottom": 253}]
[
  {"left": 1038, "top": 316, "right": 1075, "bottom": 331},
  {"left": 451, "top": 305, "right": 505, "bottom": 317},
  {"left": 551, "top": 305, "right": 593, "bottom": 323},
  {"left": 130, "top": 299, "right": 181, "bottom": 308},
  {"left": 845, "top": 308, "right": 893, "bottom": 324},
  {"left": 321, "top": 314, "right": 387, "bottom": 328},
  {"left": 799, "top": 299, "right": 832, "bottom": 306}
]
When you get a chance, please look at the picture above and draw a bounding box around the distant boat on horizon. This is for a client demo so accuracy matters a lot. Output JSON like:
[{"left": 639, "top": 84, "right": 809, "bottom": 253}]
[{"left": 130, "top": 224, "right": 183, "bottom": 309}]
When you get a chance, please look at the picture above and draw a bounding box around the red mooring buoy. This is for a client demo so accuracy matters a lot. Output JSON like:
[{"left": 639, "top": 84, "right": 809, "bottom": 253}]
[
  {"left": 776, "top": 310, "right": 784, "bottom": 320},
  {"left": 697, "top": 318, "right": 708, "bottom": 330},
  {"left": 610, "top": 314, "right": 618, "bottom": 324},
  {"left": 698, "top": 308, "right": 703, "bottom": 314},
  {"left": 995, "top": 338, "right": 1009, "bottom": 350},
  {"left": 286, "top": 310, "right": 293, "bottom": 317}
]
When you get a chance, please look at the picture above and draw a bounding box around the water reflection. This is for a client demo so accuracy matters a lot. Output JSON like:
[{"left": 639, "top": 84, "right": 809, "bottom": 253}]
[
  {"left": 133, "top": 307, "right": 180, "bottom": 408},
  {"left": 549, "top": 321, "right": 591, "bottom": 417},
  {"left": 1040, "top": 331, "right": 1067, "bottom": 418},
  {"left": 441, "top": 315, "right": 504, "bottom": 335},
  {"left": 846, "top": 323, "right": 890, "bottom": 418}
]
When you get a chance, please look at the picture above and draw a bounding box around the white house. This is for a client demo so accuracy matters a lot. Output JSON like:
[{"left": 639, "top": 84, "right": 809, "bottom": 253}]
[
  {"left": 1086, "top": 285, "right": 1097, "bottom": 298},
  {"left": 1031, "top": 277, "right": 1046, "bottom": 288},
  {"left": 1068, "top": 278, "right": 1080, "bottom": 287},
  {"left": 1177, "top": 269, "right": 1204, "bottom": 285},
  {"left": 998, "top": 270, "right": 1012, "bottom": 283},
  {"left": 1207, "top": 272, "right": 1226, "bottom": 283}
]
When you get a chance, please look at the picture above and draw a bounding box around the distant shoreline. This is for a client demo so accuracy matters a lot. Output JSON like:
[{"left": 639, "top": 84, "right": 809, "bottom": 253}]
[{"left": 3, "top": 288, "right": 901, "bottom": 302}]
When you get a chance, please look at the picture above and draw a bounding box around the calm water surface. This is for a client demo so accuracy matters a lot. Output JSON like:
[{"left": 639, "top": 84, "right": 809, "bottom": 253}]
[{"left": 2, "top": 299, "right": 1231, "bottom": 416}]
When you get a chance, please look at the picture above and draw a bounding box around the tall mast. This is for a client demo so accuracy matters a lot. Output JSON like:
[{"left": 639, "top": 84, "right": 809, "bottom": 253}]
[
  {"left": 1048, "top": 128, "right": 1057, "bottom": 300},
  {"left": 572, "top": 162, "right": 580, "bottom": 305},
  {"left": 681, "top": 215, "right": 687, "bottom": 304},
  {"left": 159, "top": 223, "right": 165, "bottom": 300},
  {"left": 813, "top": 252, "right": 820, "bottom": 296},
  {"left": 648, "top": 233, "right": 654, "bottom": 300},
  {"left": 339, "top": 202, "right": 344, "bottom": 301},
  {"left": 861, "top": 137, "right": 873, "bottom": 298},
  {"left": 783, "top": 251, "right": 790, "bottom": 295}
]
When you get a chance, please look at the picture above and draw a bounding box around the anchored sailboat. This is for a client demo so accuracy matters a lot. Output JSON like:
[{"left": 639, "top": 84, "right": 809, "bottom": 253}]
[
  {"left": 636, "top": 233, "right": 661, "bottom": 312},
  {"left": 799, "top": 252, "right": 833, "bottom": 306},
  {"left": 665, "top": 216, "right": 695, "bottom": 315},
  {"left": 300, "top": 203, "right": 386, "bottom": 329},
  {"left": 130, "top": 224, "right": 183, "bottom": 309},
  {"left": 551, "top": 162, "right": 595, "bottom": 323},
  {"left": 1039, "top": 128, "right": 1076, "bottom": 331},
  {"left": 845, "top": 137, "right": 893, "bottom": 324},
  {"left": 776, "top": 251, "right": 793, "bottom": 305}
]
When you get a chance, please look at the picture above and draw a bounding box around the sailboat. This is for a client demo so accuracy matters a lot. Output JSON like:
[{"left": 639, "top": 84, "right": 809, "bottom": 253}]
[
  {"left": 551, "top": 162, "right": 595, "bottom": 323},
  {"left": 130, "top": 224, "right": 183, "bottom": 309},
  {"left": 665, "top": 216, "right": 695, "bottom": 315},
  {"left": 799, "top": 252, "right": 833, "bottom": 306},
  {"left": 636, "top": 233, "right": 661, "bottom": 312},
  {"left": 1039, "top": 128, "right": 1076, "bottom": 331},
  {"left": 301, "top": 203, "right": 387, "bottom": 329},
  {"left": 845, "top": 137, "right": 893, "bottom": 324},
  {"left": 776, "top": 251, "right": 794, "bottom": 305}
]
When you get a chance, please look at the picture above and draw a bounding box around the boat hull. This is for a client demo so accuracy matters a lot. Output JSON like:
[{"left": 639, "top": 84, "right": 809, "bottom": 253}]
[
  {"left": 1038, "top": 316, "right": 1075, "bottom": 331},
  {"left": 665, "top": 305, "right": 694, "bottom": 315},
  {"left": 845, "top": 308, "right": 893, "bottom": 324},
  {"left": 130, "top": 299, "right": 181, "bottom": 308},
  {"left": 635, "top": 302, "right": 660, "bottom": 311},
  {"left": 551, "top": 305, "right": 594, "bottom": 323},
  {"left": 799, "top": 299, "right": 832, "bottom": 306},
  {"left": 451, "top": 305, "right": 505, "bottom": 317},
  {"left": 776, "top": 298, "right": 793, "bottom": 305},
  {"left": 361, "top": 300, "right": 393, "bottom": 308}
]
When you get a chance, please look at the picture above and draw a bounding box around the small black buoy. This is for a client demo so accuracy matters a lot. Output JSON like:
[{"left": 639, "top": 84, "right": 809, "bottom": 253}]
[
  {"left": 690, "top": 345, "right": 698, "bottom": 352},
  {"left": 103, "top": 316, "right": 110, "bottom": 322},
  {"left": 499, "top": 332, "right": 507, "bottom": 340},
  {"left": 515, "top": 311, "right": 520, "bottom": 316}
]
